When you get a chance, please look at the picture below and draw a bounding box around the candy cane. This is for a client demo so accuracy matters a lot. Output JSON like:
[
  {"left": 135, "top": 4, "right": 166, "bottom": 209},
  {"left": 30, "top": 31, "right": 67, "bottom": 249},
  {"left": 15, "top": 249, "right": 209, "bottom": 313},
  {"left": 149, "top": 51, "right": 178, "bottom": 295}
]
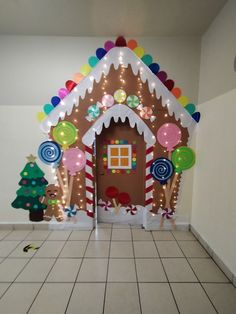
[
  {"left": 145, "top": 145, "right": 154, "bottom": 211},
  {"left": 85, "top": 145, "right": 94, "bottom": 216}
]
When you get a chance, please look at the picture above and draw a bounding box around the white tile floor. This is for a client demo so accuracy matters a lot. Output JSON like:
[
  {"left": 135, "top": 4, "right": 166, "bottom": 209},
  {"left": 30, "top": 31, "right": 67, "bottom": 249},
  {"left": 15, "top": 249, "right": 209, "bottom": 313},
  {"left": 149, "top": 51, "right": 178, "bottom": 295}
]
[{"left": 0, "top": 224, "right": 235, "bottom": 313}]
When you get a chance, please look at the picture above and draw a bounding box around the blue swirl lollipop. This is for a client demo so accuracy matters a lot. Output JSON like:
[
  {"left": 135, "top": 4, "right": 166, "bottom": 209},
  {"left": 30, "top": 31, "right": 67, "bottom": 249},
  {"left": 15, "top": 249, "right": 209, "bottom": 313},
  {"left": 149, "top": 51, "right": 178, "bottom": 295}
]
[
  {"left": 38, "top": 141, "right": 62, "bottom": 166},
  {"left": 150, "top": 158, "right": 174, "bottom": 184}
]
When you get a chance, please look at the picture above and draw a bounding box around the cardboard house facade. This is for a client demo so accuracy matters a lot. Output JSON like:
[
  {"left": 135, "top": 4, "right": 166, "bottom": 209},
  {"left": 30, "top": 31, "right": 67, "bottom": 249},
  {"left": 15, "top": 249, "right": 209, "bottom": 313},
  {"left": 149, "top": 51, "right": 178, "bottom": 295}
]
[{"left": 37, "top": 37, "right": 199, "bottom": 230}]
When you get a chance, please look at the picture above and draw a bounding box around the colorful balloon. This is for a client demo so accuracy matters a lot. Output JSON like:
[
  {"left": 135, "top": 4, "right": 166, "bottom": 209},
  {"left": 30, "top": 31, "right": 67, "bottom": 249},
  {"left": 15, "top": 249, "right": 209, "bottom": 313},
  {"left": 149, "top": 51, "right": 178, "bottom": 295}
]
[
  {"left": 65, "top": 80, "right": 77, "bottom": 92},
  {"left": 52, "top": 121, "right": 77, "bottom": 149},
  {"left": 141, "top": 54, "right": 153, "bottom": 66},
  {"left": 157, "top": 123, "right": 182, "bottom": 152},
  {"left": 80, "top": 64, "right": 91, "bottom": 76},
  {"left": 38, "top": 141, "right": 62, "bottom": 166},
  {"left": 127, "top": 95, "right": 139, "bottom": 108},
  {"left": 133, "top": 46, "right": 145, "bottom": 58},
  {"left": 157, "top": 71, "right": 167, "bottom": 83},
  {"left": 149, "top": 63, "right": 160, "bottom": 74},
  {"left": 127, "top": 39, "right": 138, "bottom": 50},
  {"left": 185, "top": 103, "right": 196, "bottom": 115},
  {"left": 96, "top": 48, "right": 107, "bottom": 60},
  {"left": 73, "top": 73, "right": 84, "bottom": 84},
  {"left": 102, "top": 94, "right": 114, "bottom": 108},
  {"left": 88, "top": 56, "right": 99, "bottom": 68},
  {"left": 192, "top": 112, "right": 201, "bottom": 123},
  {"left": 172, "top": 146, "right": 195, "bottom": 173},
  {"left": 150, "top": 158, "right": 174, "bottom": 184},
  {"left": 114, "top": 89, "right": 126, "bottom": 103},
  {"left": 178, "top": 95, "right": 189, "bottom": 106},
  {"left": 172, "top": 87, "right": 182, "bottom": 99},
  {"left": 104, "top": 40, "right": 115, "bottom": 51},
  {"left": 87, "top": 104, "right": 100, "bottom": 119},
  {"left": 63, "top": 148, "right": 86, "bottom": 176}
]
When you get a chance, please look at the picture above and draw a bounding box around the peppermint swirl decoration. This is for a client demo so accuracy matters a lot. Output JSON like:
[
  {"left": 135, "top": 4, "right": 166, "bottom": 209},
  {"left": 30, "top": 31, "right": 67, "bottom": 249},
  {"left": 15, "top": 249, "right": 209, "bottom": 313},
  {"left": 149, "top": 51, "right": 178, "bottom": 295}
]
[
  {"left": 150, "top": 158, "right": 174, "bottom": 184},
  {"left": 38, "top": 141, "right": 62, "bottom": 165}
]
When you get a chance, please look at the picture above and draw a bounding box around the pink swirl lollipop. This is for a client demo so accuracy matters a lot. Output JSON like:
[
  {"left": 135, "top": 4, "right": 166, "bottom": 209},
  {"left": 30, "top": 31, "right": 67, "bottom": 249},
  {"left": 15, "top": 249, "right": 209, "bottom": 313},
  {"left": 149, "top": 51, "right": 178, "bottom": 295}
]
[
  {"left": 63, "top": 148, "right": 86, "bottom": 176},
  {"left": 157, "top": 123, "right": 181, "bottom": 152}
]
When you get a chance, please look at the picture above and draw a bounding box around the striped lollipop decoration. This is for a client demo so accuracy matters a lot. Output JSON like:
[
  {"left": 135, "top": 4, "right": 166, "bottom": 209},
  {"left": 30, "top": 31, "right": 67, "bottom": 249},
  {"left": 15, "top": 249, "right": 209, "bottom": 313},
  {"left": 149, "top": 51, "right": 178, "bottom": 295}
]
[
  {"left": 38, "top": 141, "right": 62, "bottom": 166},
  {"left": 150, "top": 158, "right": 174, "bottom": 185},
  {"left": 87, "top": 104, "right": 100, "bottom": 120},
  {"left": 127, "top": 95, "right": 139, "bottom": 109}
]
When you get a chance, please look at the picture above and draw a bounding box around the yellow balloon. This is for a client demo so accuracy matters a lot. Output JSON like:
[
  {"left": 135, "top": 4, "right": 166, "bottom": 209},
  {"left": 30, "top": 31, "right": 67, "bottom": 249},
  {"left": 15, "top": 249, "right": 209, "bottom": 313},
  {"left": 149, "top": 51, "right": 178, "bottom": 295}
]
[
  {"left": 80, "top": 64, "right": 92, "bottom": 76},
  {"left": 133, "top": 46, "right": 145, "bottom": 58},
  {"left": 178, "top": 95, "right": 189, "bottom": 107},
  {"left": 36, "top": 111, "right": 46, "bottom": 122}
]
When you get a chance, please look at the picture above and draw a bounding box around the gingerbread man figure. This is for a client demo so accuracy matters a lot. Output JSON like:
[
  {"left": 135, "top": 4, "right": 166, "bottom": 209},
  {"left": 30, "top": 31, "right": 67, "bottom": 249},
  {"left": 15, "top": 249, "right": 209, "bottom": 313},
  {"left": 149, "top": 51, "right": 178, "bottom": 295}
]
[{"left": 40, "top": 184, "right": 64, "bottom": 222}]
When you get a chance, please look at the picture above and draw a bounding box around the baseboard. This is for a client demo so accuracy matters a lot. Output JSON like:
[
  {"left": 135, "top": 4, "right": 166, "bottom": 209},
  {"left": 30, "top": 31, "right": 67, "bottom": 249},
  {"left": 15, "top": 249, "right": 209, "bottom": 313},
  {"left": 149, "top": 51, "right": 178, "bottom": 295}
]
[{"left": 190, "top": 225, "right": 236, "bottom": 287}]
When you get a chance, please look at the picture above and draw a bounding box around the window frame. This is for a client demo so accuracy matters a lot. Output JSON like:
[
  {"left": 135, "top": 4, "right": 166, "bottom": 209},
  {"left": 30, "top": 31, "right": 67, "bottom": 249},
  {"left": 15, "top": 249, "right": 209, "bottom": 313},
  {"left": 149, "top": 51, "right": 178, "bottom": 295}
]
[{"left": 107, "top": 144, "right": 132, "bottom": 169}]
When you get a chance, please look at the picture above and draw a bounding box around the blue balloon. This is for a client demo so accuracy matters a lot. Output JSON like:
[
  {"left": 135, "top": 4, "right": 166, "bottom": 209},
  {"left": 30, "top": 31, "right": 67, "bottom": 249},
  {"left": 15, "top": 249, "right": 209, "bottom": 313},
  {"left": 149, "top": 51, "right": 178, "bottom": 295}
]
[
  {"left": 96, "top": 48, "right": 107, "bottom": 60},
  {"left": 150, "top": 158, "right": 174, "bottom": 184},
  {"left": 51, "top": 96, "right": 61, "bottom": 107},
  {"left": 38, "top": 141, "right": 62, "bottom": 166},
  {"left": 149, "top": 63, "right": 160, "bottom": 74}
]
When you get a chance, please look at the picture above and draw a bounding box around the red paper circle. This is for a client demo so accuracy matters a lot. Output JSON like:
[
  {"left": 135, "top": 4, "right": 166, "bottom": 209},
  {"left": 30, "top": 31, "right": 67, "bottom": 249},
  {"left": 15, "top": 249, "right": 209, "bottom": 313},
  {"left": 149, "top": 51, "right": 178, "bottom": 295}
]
[{"left": 118, "top": 192, "right": 131, "bottom": 205}]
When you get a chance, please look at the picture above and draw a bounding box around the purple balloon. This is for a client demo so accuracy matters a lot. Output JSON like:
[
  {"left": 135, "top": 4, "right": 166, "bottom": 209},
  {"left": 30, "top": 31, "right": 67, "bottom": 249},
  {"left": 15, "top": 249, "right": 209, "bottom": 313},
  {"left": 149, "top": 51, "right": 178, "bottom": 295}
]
[
  {"left": 58, "top": 88, "right": 69, "bottom": 99},
  {"left": 104, "top": 40, "right": 115, "bottom": 51}
]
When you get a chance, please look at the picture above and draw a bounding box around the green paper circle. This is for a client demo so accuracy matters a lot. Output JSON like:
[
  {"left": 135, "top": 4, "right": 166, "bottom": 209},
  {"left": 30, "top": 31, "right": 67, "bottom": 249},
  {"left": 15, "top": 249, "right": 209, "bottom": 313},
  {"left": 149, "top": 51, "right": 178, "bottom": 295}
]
[
  {"left": 141, "top": 54, "right": 153, "bottom": 66},
  {"left": 88, "top": 56, "right": 99, "bottom": 68},
  {"left": 172, "top": 146, "right": 195, "bottom": 173},
  {"left": 52, "top": 121, "right": 77, "bottom": 149},
  {"left": 127, "top": 95, "right": 139, "bottom": 108}
]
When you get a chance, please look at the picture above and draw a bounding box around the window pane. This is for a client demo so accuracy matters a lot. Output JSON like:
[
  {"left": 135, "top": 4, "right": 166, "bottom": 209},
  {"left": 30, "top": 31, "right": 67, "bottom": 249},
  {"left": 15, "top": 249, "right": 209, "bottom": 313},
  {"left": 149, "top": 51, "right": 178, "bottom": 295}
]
[
  {"left": 120, "top": 147, "right": 129, "bottom": 156},
  {"left": 110, "top": 158, "right": 119, "bottom": 166},
  {"left": 110, "top": 148, "right": 119, "bottom": 156},
  {"left": 120, "top": 158, "right": 129, "bottom": 166}
]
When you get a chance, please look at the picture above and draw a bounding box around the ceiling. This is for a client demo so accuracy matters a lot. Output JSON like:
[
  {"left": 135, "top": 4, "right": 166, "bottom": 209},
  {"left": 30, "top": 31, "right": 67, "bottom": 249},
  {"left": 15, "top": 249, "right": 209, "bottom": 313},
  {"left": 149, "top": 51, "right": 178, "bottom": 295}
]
[{"left": 0, "top": 0, "right": 227, "bottom": 36}]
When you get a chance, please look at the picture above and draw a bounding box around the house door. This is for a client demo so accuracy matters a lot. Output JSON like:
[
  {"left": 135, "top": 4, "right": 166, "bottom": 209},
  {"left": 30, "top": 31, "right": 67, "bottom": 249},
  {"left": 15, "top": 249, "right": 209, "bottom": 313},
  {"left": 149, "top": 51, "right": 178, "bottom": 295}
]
[{"left": 96, "top": 118, "right": 146, "bottom": 222}]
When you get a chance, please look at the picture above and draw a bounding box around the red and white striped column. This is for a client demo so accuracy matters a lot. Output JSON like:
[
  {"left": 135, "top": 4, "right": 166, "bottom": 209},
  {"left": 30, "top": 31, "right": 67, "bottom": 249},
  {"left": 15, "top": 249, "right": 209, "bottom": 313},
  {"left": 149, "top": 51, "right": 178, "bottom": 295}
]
[
  {"left": 84, "top": 145, "right": 94, "bottom": 218},
  {"left": 145, "top": 144, "right": 154, "bottom": 211}
]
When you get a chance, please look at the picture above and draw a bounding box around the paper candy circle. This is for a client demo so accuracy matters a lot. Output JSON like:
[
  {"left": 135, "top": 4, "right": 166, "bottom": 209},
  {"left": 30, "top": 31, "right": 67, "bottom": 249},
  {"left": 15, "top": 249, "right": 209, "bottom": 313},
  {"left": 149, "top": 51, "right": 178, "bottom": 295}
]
[
  {"left": 87, "top": 104, "right": 100, "bottom": 119},
  {"left": 150, "top": 158, "right": 174, "bottom": 184},
  {"left": 102, "top": 94, "right": 114, "bottom": 108},
  {"left": 157, "top": 123, "right": 181, "bottom": 152},
  {"left": 127, "top": 95, "right": 139, "bottom": 108},
  {"left": 172, "top": 146, "right": 195, "bottom": 173},
  {"left": 52, "top": 121, "right": 77, "bottom": 149},
  {"left": 38, "top": 141, "right": 62, "bottom": 165},
  {"left": 140, "top": 106, "right": 153, "bottom": 119},
  {"left": 114, "top": 89, "right": 127, "bottom": 103},
  {"left": 63, "top": 148, "right": 86, "bottom": 176}
]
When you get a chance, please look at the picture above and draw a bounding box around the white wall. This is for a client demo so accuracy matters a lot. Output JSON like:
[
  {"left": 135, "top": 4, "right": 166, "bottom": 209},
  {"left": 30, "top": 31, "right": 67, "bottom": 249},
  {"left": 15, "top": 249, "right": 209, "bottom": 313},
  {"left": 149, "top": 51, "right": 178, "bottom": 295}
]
[
  {"left": 0, "top": 35, "right": 201, "bottom": 222},
  {"left": 192, "top": 0, "right": 236, "bottom": 276}
]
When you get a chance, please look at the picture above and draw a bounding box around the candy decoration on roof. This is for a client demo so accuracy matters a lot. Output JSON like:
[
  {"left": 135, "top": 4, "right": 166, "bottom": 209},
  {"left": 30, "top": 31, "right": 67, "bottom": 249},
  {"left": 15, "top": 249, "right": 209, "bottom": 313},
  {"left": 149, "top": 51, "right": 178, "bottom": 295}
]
[
  {"left": 127, "top": 95, "right": 139, "bottom": 108},
  {"left": 178, "top": 95, "right": 189, "bottom": 107},
  {"left": 157, "top": 71, "right": 167, "bottom": 83},
  {"left": 102, "top": 94, "right": 114, "bottom": 108},
  {"left": 192, "top": 112, "right": 201, "bottom": 123},
  {"left": 164, "top": 79, "right": 175, "bottom": 91},
  {"left": 115, "top": 36, "right": 127, "bottom": 47},
  {"left": 114, "top": 89, "right": 127, "bottom": 103},
  {"left": 88, "top": 56, "right": 99, "bottom": 68},
  {"left": 172, "top": 87, "right": 182, "bottom": 99},
  {"left": 43, "top": 104, "right": 54, "bottom": 115},
  {"left": 149, "top": 63, "right": 160, "bottom": 74},
  {"left": 58, "top": 88, "right": 69, "bottom": 99},
  {"left": 80, "top": 64, "right": 91, "bottom": 76},
  {"left": 127, "top": 39, "right": 138, "bottom": 50},
  {"left": 133, "top": 46, "right": 145, "bottom": 58},
  {"left": 104, "top": 40, "right": 115, "bottom": 51},
  {"left": 96, "top": 48, "right": 107, "bottom": 60},
  {"left": 141, "top": 54, "right": 153, "bottom": 66},
  {"left": 51, "top": 96, "right": 60, "bottom": 107},
  {"left": 65, "top": 80, "right": 77, "bottom": 92},
  {"left": 73, "top": 73, "right": 84, "bottom": 84},
  {"left": 36, "top": 111, "right": 46, "bottom": 122},
  {"left": 185, "top": 103, "right": 196, "bottom": 115}
]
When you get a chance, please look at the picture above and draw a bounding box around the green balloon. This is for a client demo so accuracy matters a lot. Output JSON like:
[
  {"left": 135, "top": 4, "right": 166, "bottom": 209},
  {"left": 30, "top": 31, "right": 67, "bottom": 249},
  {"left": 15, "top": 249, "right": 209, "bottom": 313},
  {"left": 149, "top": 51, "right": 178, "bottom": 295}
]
[
  {"left": 172, "top": 146, "right": 195, "bottom": 173},
  {"left": 185, "top": 103, "right": 196, "bottom": 115},
  {"left": 88, "top": 56, "right": 99, "bottom": 68},
  {"left": 52, "top": 121, "right": 77, "bottom": 149},
  {"left": 141, "top": 54, "right": 153, "bottom": 66}
]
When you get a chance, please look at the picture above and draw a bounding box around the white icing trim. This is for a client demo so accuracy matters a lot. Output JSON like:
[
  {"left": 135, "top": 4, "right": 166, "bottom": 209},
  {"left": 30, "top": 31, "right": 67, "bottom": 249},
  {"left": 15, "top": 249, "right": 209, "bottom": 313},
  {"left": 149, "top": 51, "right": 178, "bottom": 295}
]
[
  {"left": 40, "top": 47, "right": 196, "bottom": 134},
  {"left": 82, "top": 105, "right": 156, "bottom": 146}
]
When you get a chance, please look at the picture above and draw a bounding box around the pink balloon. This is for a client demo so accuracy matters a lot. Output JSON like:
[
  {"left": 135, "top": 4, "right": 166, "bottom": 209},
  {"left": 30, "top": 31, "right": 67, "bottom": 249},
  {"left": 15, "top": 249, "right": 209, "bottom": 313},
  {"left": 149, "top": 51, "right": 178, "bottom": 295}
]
[
  {"left": 62, "top": 148, "right": 86, "bottom": 176},
  {"left": 157, "top": 123, "right": 182, "bottom": 152}
]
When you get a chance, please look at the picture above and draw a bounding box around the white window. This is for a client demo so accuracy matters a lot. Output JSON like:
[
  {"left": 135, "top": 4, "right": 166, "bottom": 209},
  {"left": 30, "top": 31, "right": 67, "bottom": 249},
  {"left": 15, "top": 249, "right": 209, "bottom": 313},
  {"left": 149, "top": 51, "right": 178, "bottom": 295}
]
[{"left": 107, "top": 144, "right": 132, "bottom": 169}]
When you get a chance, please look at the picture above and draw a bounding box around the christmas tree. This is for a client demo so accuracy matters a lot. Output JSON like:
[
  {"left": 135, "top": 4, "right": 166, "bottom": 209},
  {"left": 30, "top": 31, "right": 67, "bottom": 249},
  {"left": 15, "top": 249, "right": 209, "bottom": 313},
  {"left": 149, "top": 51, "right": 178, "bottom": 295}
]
[{"left": 11, "top": 154, "right": 48, "bottom": 221}]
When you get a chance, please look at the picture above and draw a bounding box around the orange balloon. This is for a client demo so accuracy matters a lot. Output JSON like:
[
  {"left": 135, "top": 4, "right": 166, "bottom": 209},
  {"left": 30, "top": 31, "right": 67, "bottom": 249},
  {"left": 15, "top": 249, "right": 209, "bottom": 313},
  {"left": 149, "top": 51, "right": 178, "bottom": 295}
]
[
  {"left": 73, "top": 72, "right": 84, "bottom": 83},
  {"left": 172, "top": 87, "right": 182, "bottom": 99},
  {"left": 127, "top": 39, "right": 138, "bottom": 50}
]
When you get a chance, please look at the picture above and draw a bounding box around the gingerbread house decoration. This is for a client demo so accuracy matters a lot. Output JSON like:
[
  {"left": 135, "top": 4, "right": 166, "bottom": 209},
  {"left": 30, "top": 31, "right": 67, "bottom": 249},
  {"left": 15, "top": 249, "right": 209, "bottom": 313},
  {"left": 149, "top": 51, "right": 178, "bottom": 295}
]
[{"left": 38, "top": 37, "right": 199, "bottom": 229}]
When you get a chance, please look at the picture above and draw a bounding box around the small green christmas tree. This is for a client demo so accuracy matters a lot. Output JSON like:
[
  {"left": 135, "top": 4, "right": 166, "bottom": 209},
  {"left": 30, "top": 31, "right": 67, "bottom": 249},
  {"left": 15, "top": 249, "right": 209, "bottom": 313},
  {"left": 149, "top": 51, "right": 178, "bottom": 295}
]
[{"left": 11, "top": 154, "right": 48, "bottom": 221}]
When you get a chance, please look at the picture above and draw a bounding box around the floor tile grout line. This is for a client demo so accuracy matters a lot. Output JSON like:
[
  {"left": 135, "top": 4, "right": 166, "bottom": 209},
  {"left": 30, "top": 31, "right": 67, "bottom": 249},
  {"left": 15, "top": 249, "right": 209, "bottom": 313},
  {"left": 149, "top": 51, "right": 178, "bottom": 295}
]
[
  {"left": 101, "top": 223, "right": 114, "bottom": 314},
  {"left": 174, "top": 234, "right": 219, "bottom": 313},
  {"left": 0, "top": 229, "right": 53, "bottom": 303},
  {"left": 26, "top": 230, "right": 72, "bottom": 314},
  {"left": 151, "top": 231, "right": 181, "bottom": 314},
  {"left": 64, "top": 229, "right": 93, "bottom": 314},
  {"left": 130, "top": 227, "right": 143, "bottom": 314}
]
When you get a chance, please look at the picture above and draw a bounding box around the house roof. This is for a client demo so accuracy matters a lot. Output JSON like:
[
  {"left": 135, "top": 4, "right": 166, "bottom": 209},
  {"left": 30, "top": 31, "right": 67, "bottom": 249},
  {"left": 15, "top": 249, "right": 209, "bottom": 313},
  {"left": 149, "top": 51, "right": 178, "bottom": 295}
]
[{"left": 39, "top": 46, "right": 197, "bottom": 134}]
